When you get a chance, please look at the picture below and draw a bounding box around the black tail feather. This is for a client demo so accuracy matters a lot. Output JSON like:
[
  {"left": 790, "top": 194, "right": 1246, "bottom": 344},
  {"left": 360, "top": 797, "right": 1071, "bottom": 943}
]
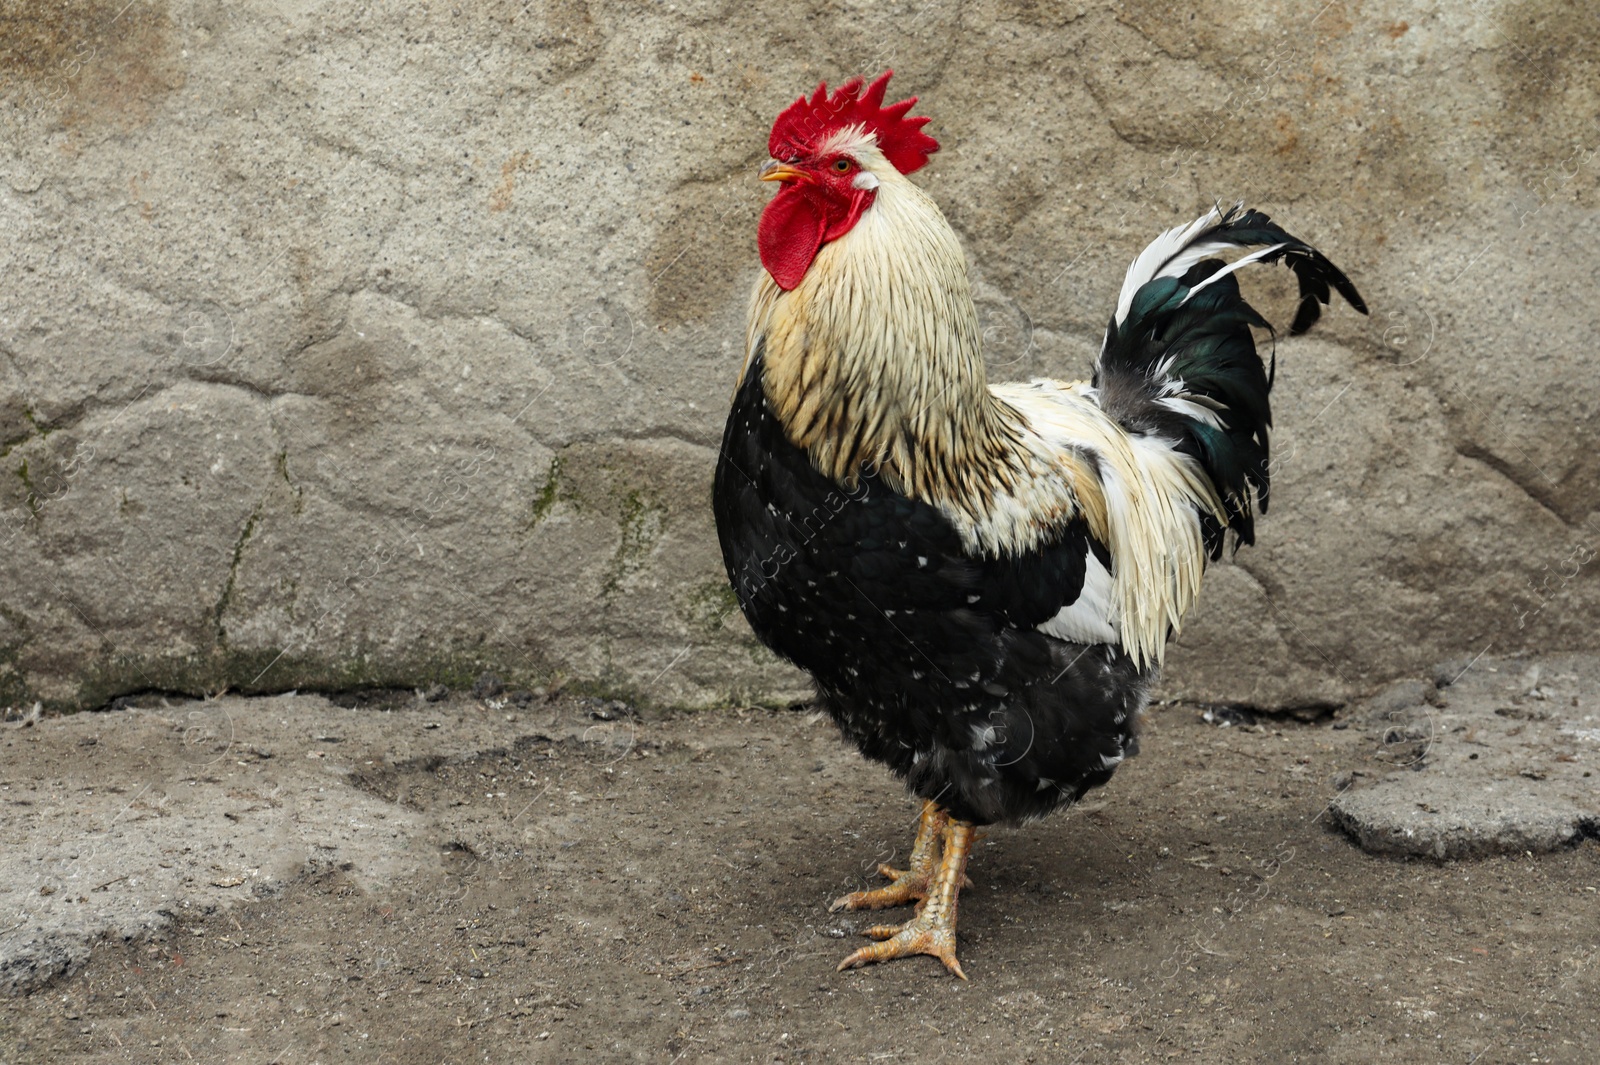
[
  {"left": 1093, "top": 205, "right": 1367, "bottom": 557},
  {"left": 1216, "top": 208, "right": 1369, "bottom": 335}
]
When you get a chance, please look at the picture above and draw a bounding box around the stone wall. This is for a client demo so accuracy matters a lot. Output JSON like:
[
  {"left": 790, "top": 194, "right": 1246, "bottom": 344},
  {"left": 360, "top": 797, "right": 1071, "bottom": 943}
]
[{"left": 1, "top": 0, "right": 1595, "bottom": 711}]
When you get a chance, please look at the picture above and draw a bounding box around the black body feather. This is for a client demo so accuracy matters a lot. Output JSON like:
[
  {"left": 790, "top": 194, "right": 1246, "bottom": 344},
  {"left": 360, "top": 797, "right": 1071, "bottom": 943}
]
[{"left": 713, "top": 353, "right": 1145, "bottom": 826}]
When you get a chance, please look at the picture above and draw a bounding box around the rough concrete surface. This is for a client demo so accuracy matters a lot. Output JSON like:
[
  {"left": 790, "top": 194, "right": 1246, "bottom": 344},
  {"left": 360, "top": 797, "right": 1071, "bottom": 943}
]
[
  {"left": 1, "top": 2, "right": 1597, "bottom": 712},
  {"left": 3, "top": 682, "right": 1598, "bottom": 1061},
  {"left": 1, "top": 691, "right": 462, "bottom": 994},
  {"left": 1329, "top": 654, "right": 1600, "bottom": 859},
  {"left": 0, "top": 685, "right": 646, "bottom": 994}
]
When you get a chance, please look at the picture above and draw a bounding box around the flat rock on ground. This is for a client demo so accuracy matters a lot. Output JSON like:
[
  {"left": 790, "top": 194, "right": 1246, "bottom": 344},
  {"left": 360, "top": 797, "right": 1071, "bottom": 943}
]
[{"left": 1329, "top": 654, "right": 1600, "bottom": 859}]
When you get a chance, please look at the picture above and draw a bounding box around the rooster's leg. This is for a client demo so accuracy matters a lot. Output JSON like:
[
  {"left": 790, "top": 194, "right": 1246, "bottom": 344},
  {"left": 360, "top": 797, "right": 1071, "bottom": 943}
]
[
  {"left": 829, "top": 800, "right": 947, "bottom": 913},
  {"left": 836, "top": 818, "right": 974, "bottom": 979}
]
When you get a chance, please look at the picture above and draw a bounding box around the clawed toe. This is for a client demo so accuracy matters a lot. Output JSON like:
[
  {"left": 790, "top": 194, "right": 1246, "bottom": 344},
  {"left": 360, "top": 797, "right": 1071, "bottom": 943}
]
[
  {"left": 836, "top": 913, "right": 967, "bottom": 979},
  {"left": 834, "top": 816, "right": 975, "bottom": 978}
]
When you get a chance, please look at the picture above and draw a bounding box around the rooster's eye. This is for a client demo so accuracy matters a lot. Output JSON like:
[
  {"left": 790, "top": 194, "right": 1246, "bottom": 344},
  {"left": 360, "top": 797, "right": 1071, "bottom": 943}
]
[{"left": 832, "top": 159, "right": 852, "bottom": 173}]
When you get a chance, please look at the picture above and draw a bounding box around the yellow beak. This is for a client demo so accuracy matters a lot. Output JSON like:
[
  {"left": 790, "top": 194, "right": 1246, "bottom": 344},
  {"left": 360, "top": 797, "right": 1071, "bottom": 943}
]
[{"left": 759, "top": 160, "right": 810, "bottom": 184}]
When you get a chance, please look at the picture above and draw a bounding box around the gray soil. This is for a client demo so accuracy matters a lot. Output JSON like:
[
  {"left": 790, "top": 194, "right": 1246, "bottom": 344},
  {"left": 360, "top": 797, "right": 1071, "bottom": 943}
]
[{"left": 2, "top": 662, "right": 1597, "bottom": 1063}]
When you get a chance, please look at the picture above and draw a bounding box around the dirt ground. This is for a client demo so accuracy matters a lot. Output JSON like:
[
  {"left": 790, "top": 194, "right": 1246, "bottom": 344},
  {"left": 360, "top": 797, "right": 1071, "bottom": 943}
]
[{"left": 3, "top": 690, "right": 1596, "bottom": 1064}]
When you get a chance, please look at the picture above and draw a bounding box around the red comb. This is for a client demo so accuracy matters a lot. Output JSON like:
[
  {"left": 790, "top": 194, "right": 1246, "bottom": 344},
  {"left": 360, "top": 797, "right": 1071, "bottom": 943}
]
[{"left": 767, "top": 71, "right": 939, "bottom": 176}]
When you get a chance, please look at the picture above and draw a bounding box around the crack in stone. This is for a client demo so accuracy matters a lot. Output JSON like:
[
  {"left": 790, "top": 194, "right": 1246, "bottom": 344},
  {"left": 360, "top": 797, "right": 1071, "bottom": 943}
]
[
  {"left": 1454, "top": 441, "right": 1574, "bottom": 527},
  {"left": 1232, "top": 558, "right": 1288, "bottom": 604},
  {"left": 210, "top": 502, "right": 263, "bottom": 651}
]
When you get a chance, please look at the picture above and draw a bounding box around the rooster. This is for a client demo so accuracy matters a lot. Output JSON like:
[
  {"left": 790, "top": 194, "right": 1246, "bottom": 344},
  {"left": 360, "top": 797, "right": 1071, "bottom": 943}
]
[{"left": 712, "top": 72, "right": 1366, "bottom": 978}]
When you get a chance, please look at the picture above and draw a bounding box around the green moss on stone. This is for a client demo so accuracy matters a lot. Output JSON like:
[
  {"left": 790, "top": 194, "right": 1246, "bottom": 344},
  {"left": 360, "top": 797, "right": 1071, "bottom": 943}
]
[
  {"left": 527, "top": 455, "right": 562, "bottom": 529},
  {"left": 0, "top": 604, "right": 29, "bottom": 709},
  {"left": 22, "top": 408, "right": 52, "bottom": 437},
  {"left": 276, "top": 450, "right": 304, "bottom": 515},
  {"left": 15, "top": 458, "right": 40, "bottom": 519},
  {"left": 602, "top": 489, "right": 667, "bottom": 596},
  {"left": 683, "top": 580, "right": 739, "bottom": 638}
]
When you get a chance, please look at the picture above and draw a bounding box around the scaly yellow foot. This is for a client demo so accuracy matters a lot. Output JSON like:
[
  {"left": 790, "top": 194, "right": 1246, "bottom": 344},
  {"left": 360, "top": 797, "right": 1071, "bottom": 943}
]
[
  {"left": 837, "top": 818, "right": 975, "bottom": 979},
  {"left": 830, "top": 800, "right": 946, "bottom": 913}
]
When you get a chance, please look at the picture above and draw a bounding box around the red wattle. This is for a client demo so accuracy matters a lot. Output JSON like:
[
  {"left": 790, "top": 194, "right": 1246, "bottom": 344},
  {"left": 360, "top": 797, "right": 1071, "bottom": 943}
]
[
  {"left": 758, "top": 185, "right": 876, "bottom": 291},
  {"left": 758, "top": 185, "right": 827, "bottom": 291}
]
